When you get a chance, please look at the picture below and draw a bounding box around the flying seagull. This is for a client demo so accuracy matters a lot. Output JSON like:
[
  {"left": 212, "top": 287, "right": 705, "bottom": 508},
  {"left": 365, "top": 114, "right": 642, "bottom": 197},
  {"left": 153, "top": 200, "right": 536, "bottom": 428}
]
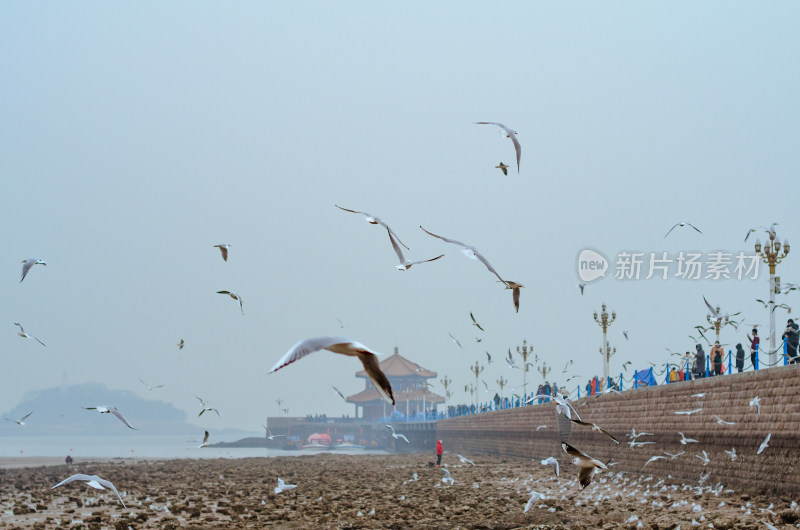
[
  {"left": 713, "top": 415, "right": 736, "bottom": 426},
  {"left": 540, "top": 456, "right": 559, "bottom": 477},
  {"left": 750, "top": 396, "right": 760, "bottom": 414},
  {"left": 419, "top": 226, "right": 507, "bottom": 285},
  {"left": 562, "top": 442, "right": 607, "bottom": 489},
  {"left": 83, "top": 406, "right": 138, "bottom": 430},
  {"left": 724, "top": 447, "right": 737, "bottom": 461},
  {"left": 642, "top": 455, "right": 667, "bottom": 470},
  {"left": 678, "top": 432, "right": 698, "bottom": 445},
  {"left": 664, "top": 222, "right": 702, "bottom": 238},
  {"left": 441, "top": 467, "right": 454, "bottom": 486},
  {"left": 470, "top": 312, "right": 485, "bottom": 331},
  {"left": 387, "top": 229, "right": 443, "bottom": 271},
  {"left": 6, "top": 411, "right": 33, "bottom": 426},
  {"left": 216, "top": 291, "right": 244, "bottom": 315},
  {"left": 198, "top": 406, "right": 220, "bottom": 418},
  {"left": 213, "top": 244, "right": 230, "bottom": 262},
  {"left": 448, "top": 332, "right": 464, "bottom": 350},
  {"left": 262, "top": 426, "right": 286, "bottom": 440},
  {"left": 269, "top": 336, "right": 395, "bottom": 405},
  {"left": 495, "top": 162, "right": 509, "bottom": 175},
  {"left": 757, "top": 433, "right": 771, "bottom": 455},
  {"left": 177, "top": 339, "right": 185, "bottom": 350},
  {"left": 385, "top": 424, "right": 410, "bottom": 443},
  {"left": 628, "top": 440, "right": 656, "bottom": 449},
  {"left": 623, "top": 330, "right": 629, "bottom": 341},
  {"left": 20, "top": 259, "right": 46, "bottom": 282},
  {"left": 485, "top": 351, "right": 493, "bottom": 364},
  {"left": 52, "top": 474, "right": 126, "bottom": 508},
  {"left": 274, "top": 478, "right": 297, "bottom": 494},
  {"left": 627, "top": 428, "right": 653, "bottom": 440},
  {"left": 456, "top": 454, "right": 476, "bottom": 466},
  {"left": 569, "top": 419, "right": 620, "bottom": 444},
  {"left": 335, "top": 205, "right": 409, "bottom": 249},
  {"left": 332, "top": 385, "right": 346, "bottom": 401},
  {"left": 138, "top": 379, "right": 164, "bottom": 391},
  {"left": 696, "top": 450, "right": 710, "bottom": 466},
  {"left": 198, "top": 430, "right": 210, "bottom": 448},
  {"left": 13, "top": 322, "right": 45, "bottom": 346},
  {"left": 524, "top": 490, "right": 546, "bottom": 513},
  {"left": 474, "top": 122, "right": 521, "bottom": 173},
  {"left": 504, "top": 281, "right": 524, "bottom": 313},
  {"left": 664, "top": 450, "right": 685, "bottom": 460},
  {"left": 577, "top": 283, "right": 586, "bottom": 295}
]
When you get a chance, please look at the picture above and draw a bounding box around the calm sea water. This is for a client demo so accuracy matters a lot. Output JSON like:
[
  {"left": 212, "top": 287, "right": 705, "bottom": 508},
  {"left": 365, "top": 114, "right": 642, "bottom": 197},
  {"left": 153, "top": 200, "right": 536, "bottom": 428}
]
[{"left": 0, "top": 434, "right": 389, "bottom": 460}]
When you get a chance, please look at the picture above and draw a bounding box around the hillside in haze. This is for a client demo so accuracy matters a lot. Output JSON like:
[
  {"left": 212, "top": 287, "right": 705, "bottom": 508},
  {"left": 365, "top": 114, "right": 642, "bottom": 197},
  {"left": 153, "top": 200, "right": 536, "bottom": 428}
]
[{"left": 0, "top": 382, "right": 226, "bottom": 435}]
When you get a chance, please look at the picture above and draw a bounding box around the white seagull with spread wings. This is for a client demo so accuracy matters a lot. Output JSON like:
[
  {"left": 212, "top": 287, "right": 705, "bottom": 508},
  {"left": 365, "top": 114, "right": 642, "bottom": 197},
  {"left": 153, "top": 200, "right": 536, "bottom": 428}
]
[
  {"left": 83, "top": 406, "right": 138, "bottom": 430},
  {"left": 269, "top": 337, "right": 395, "bottom": 405},
  {"left": 664, "top": 222, "right": 702, "bottom": 238},
  {"left": 52, "top": 474, "right": 126, "bottom": 507},
  {"left": 474, "top": 122, "right": 521, "bottom": 173},
  {"left": 13, "top": 322, "right": 45, "bottom": 346},
  {"left": 419, "top": 226, "right": 507, "bottom": 285},
  {"left": 20, "top": 259, "right": 46, "bottom": 282},
  {"left": 385, "top": 424, "right": 410, "bottom": 443}
]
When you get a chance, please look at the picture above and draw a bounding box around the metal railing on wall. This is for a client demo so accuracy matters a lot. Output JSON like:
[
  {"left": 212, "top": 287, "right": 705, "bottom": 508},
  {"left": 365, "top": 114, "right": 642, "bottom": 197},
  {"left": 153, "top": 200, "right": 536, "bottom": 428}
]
[{"left": 373, "top": 339, "right": 798, "bottom": 423}]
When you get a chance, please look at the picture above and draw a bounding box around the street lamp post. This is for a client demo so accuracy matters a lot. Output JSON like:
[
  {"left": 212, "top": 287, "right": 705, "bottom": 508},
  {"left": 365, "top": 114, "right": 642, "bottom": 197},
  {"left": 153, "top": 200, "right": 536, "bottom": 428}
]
[
  {"left": 537, "top": 362, "right": 551, "bottom": 385},
  {"left": 706, "top": 307, "right": 730, "bottom": 342},
  {"left": 755, "top": 230, "right": 790, "bottom": 365},
  {"left": 441, "top": 375, "right": 452, "bottom": 404},
  {"left": 275, "top": 398, "right": 283, "bottom": 415},
  {"left": 593, "top": 303, "right": 617, "bottom": 385},
  {"left": 599, "top": 344, "right": 616, "bottom": 386},
  {"left": 470, "top": 361, "right": 484, "bottom": 408},
  {"left": 515, "top": 340, "right": 534, "bottom": 392},
  {"left": 496, "top": 375, "right": 507, "bottom": 401}
]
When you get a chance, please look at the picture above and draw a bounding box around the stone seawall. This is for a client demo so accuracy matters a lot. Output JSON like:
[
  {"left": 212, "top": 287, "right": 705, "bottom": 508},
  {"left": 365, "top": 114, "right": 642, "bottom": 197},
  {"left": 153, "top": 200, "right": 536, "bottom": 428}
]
[{"left": 436, "top": 364, "right": 800, "bottom": 495}]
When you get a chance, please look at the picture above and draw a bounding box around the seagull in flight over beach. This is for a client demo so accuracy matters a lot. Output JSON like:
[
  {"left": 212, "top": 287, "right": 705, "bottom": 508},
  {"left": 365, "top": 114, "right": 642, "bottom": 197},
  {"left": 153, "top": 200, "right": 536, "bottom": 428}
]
[
  {"left": 474, "top": 122, "right": 521, "bottom": 173},
  {"left": 213, "top": 244, "right": 230, "bottom": 262},
  {"left": 524, "top": 490, "right": 546, "bottom": 513},
  {"left": 138, "top": 378, "right": 164, "bottom": 391},
  {"left": 441, "top": 467, "right": 454, "bottom": 486},
  {"left": 198, "top": 430, "right": 210, "bottom": 448},
  {"left": 470, "top": 312, "right": 485, "bottom": 331},
  {"left": 664, "top": 222, "right": 702, "bottom": 238},
  {"left": 385, "top": 424, "right": 410, "bottom": 443},
  {"left": 562, "top": 442, "right": 607, "bottom": 489},
  {"left": 274, "top": 478, "right": 296, "bottom": 494},
  {"left": 456, "top": 454, "right": 476, "bottom": 466},
  {"left": 419, "top": 226, "right": 507, "bottom": 285},
  {"left": 569, "top": 419, "right": 620, "bottom": 444},
  {"left": 387, "top": 230, "right": 443, "bottom": 271},
  {"left": 757, "top": 433, "right": 771, "bottom": 455},
  {"left": 6, "top": 412, "right": 33, "bottom": 426},
  {"left": 540, "top": 457, "right": 559, "bottom": 476},
  {"left": 675, "top": 408, "right": 702, "bottom": 416},
  {"left": 262, "top": 426, "right": 286, "bottom": 440},
  {"left": 448, "top": 333, "right": 464, "bottom": 350},
  {"left": 724, "top": 447, "right": 737, "bottom": 461},
  {"left": 13, "top": 322, "right": 45, "bottom": 346},
  {"left": 642, "top": 455, "right": 667, "bottom": 470},
  {"left": 52, "top": 474, "right": 126, "bottom": 507},
  {"left": 627, "top": 428, "right": 653, "bottom": 440},
  {"left": 332, "top": 385, "right": 346, "bottom": 401},
  {"left": 664, "top": 450, "right": 685, "bottom": 460},
  {"left": 83, "top": 406, "right": 138, "bottom": 430},
  {"left": 696, "top": 450, "right": 710, "bottom": 466},
  {"left": 628, "top": 440, "right": 655, "bottom": 449},
  {"left": 335, "top": 205, "right": 409, "bottom": 249},
  {"left": 269, "top": 337, "right": 395, "bottom": 405},
  {"left": 713, "top": 415, "right": 736, "bottom": 425},
  {"left": 20, "top": 259, "right": 46, "bottom": 282},
  {"left": 678, "top": 432, "right": 698, "bottom": 445},
  {"left": 216, "top": 291, "right": 244, "bottom": 315},
  {"left": 750, "top": 396, "right": 761, "bottom": 414}
]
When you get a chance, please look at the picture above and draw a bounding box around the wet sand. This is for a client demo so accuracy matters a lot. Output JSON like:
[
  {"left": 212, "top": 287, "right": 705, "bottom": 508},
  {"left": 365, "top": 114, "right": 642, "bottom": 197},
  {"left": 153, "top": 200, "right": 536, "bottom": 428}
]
[{"left": 1, "top": 453, "right": 797, "bottom": 528}]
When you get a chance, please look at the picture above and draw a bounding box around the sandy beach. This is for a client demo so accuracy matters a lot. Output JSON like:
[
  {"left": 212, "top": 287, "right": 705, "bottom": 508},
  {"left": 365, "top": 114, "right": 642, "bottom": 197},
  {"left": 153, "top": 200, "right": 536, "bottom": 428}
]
[{"left": 1, "top": 453, "right": 797, "bottom": 529}]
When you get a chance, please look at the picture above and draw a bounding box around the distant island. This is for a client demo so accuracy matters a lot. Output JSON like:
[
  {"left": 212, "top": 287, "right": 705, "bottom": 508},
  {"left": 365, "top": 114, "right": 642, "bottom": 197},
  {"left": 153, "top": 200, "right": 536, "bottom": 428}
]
[{"left": 0, "top": 382, "right": 243, "bottom": 436}]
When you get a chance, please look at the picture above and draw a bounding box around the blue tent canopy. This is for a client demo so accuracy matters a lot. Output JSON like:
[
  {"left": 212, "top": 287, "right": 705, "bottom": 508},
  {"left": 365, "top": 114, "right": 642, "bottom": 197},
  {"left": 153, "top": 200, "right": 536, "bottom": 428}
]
[{"left": 634, "top": 367, "right": 657, "bottom": 387}]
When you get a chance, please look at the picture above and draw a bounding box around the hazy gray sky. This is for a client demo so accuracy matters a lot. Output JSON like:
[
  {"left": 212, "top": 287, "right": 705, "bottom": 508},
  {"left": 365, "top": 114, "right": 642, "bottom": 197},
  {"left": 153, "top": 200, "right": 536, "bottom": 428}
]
[{"left": 2, "top": 2, "right": 798, "bottom": 430}]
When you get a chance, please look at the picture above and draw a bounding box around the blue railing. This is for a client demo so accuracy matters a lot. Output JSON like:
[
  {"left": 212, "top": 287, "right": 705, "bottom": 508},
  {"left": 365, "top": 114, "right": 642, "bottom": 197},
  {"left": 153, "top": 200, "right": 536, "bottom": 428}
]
[{"left": 371, "top": 339, "right": 796, "bottom": 423}]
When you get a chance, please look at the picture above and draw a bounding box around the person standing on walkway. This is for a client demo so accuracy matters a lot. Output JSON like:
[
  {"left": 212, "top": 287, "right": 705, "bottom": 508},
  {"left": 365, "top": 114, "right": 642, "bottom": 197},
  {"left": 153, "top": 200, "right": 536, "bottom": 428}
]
[
  {"left": 735, "top": 343, "right": 745, "bottom": 372},
  {"left": 747, "top": 328, "right": 759, "bottom": 368},
  {"left": 435, "top": 439, "right": 443, "bottom": 466},
  {"left": 783, "top": 319, "right": 799, "bottom": 364},
  {"left": 710, "top": 341, "right": 723, "bottom": 376},
  {"left": 695, "top": 344, "right": 706, "bottom": 378}
]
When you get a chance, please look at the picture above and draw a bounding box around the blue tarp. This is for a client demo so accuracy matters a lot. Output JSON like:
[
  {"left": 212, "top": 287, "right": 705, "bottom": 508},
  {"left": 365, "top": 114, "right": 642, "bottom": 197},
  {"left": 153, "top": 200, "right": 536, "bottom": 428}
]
[{"left": 634, "top": 367, "right": 657, "bottom": 387}]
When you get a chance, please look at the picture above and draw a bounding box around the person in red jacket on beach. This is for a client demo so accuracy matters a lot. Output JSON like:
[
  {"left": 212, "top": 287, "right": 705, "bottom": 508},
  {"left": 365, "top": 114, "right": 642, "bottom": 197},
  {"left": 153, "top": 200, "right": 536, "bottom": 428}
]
[{"left": 435, "top": 440, "right": 443, "bottom": 466}]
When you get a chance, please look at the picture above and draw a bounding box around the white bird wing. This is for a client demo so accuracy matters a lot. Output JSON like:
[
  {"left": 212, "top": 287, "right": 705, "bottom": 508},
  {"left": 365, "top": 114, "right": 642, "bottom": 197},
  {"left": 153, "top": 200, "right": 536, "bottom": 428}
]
[
  {"left": 385, "top": 424, "right": 395, "bottom": 435},
  {"left": 52, "top": 474, "right": 95, "bottom": 489},
  {"left": 110, "top": 408, "right": 138, "bottom": 430},
  {"left": 441, "top": 468, "right": 451, "bottom": 479},
  {"left": 687, "top": 222, "right": 702, "bottom": 234},
  {"left": 20, "top": 260, "right": 35, "bottom": 282},
  {"left": 20, "top": 411, "right": 33, "bottom": 422},
  {"left": 471, "top": 248, "right": 507, "bottom": 284},
  {"left": 664, "top": 223, "right": 681, "bottom": 238},
  {"left": 94, "top": 477, "right": 126, "bottom": 507},
  {"left": 397, "top": 434, "right": 410, "bottom": 444},
  {"left": 758, "top": 433, "right": 771, "bottom": 454},
  {"left": 387, "top": 229, "right": 407, "bottom": 265},
  {"left": 336, "top": 204, "right": 408, "bottom": 249},
  {"left": 524, "top": 491, "right": 545, "bottom": 513},
  {"left": 509, "top": 132, "right": 521, "bottom": 173},
  {"left": 269, "top": 336, "right": 359, "bottom": 373}
]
